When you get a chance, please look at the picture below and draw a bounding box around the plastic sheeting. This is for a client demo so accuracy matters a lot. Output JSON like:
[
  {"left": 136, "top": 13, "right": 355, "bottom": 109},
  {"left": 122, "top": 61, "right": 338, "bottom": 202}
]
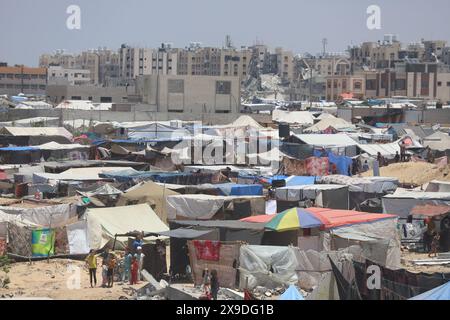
[
  {"left": 382, "top": 189, "right": 450, "bottom": 218},
  {"left": 239, "top": 245, "right": 299, "bottom": 290},
  {"left": 0, "top": 204, "right": 76, "bottom": 228},
  {"left": 66, "top": 220, "right": 90, "bottom": 254},
  {"left": 85, "top": 203, "right": 169, "bottom": 250},
  {"left": 166, "top": 194, "right": 225, "bottom": 220},
  {"left": 318, "top": 175, "right": 398, "bottom": 193}
]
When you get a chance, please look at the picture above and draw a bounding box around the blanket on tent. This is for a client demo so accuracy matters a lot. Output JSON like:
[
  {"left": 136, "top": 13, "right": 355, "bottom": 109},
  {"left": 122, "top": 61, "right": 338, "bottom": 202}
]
[{"left": 193, "top": 240, "right": 221, "bottom": 261}]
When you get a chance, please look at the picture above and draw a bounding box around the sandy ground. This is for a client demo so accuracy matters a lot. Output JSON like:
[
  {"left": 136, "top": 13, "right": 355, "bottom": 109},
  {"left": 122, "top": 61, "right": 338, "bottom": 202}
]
[
  {"left": 0, "top": 258, "right": 144, "bottom": 300},
  {"left": 401, "top": 251, "right": 450, "bottom": 274},
  {"left": 362, "top": 162, "right": 450, "bottom": 185}
]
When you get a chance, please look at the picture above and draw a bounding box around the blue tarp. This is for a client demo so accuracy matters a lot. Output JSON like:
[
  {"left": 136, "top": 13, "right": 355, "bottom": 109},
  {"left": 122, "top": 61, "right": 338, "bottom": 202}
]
[
  {"left": 205, "top": 183, "right": 263, "bottom": 196},
  {"left": 0, "top": 146, "right": 39, "bottom": 151},
  {"left": 279, "top": 285, "right": 304, "bottom": 300},
  {"left": 239, "top": 174, "right": 317, "bottom": 186},
  {"left": 409, "top": 281, "right": 450, "bottom": 300},
  {"left": 314, "top": 150, "right": 352, "bottom": 176}
]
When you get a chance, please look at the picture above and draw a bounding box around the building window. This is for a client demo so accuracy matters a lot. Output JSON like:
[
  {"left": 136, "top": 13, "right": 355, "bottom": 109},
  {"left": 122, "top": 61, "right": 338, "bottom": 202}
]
[
  {"left": 100, "top": 96, "right": 112, "bottom": 103},
  {"left": 354, "top": 81, "right": 362, "bottom": 90},
  {"left": 71, "top": 96, "right": 82, "bottom": 100},
  {"left": 437, "top": 81, "right": 442, "bottom": 87},
  {"left": 366, "top": 79, "right": 376, "bottom": 90},
  {"left": 447, "top": 82, "right": 450, "bottom": 87},
  {"left": 216, "top": 81, "right": 231, "bottom": 94},
  {"left": 395, "top": 79, "right": 406, "bottom": 90}
]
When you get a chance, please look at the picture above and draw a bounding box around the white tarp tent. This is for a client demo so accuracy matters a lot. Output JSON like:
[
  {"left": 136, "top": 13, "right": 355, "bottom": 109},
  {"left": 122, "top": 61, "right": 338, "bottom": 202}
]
[
  {"left": 293, "top": 134, "right": 358, "bottom": 147},
  {"left": 239, "top": 245, "right": 299, "bottom": 290},
  {"left": 304, "top": 115, "right": 355, "bottom": 133},
  {"left": 85, "top": 203, "right": 169, "bottom": 250},
  {"left": 382, "top": 189, "right": 450, "bottom": 218},
  {"left": 272, "top": 110, "right": 315, "bottom": 125}
]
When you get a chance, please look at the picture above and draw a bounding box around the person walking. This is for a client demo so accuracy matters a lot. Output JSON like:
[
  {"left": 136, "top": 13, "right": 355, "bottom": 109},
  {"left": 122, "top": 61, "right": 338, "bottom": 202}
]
[
  {"left": 210, "top": 269, "right": 219, "bottom": 300},
  {"left": 85, "top": 249, "right": 98, "bottom": 288}
]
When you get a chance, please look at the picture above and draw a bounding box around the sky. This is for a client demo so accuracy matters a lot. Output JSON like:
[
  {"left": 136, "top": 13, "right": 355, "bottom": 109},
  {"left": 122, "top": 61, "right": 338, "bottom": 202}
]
[{"left": 1, "top": 0, "right": 449, "bottom": 66}]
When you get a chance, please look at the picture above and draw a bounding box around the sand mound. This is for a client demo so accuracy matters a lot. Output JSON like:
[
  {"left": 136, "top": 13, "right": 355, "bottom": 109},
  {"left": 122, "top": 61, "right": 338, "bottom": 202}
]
[{"left": 362, "top": 162, "right": 450, "bottom": 185}]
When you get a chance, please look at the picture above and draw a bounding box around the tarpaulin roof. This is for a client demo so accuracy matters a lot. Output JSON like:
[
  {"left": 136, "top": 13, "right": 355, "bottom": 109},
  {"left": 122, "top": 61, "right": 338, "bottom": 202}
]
[
  {"left": 304, "top": 115, "right": 355, "bottom": 133},
  {"left": 409, "top": 281, "right": 450, "bottom": 300},
  {"left": 37, "top": 141, "right": 89, "bottom": 150},
  {"left": 153, "top": 228, "right": 214, "bottom": 239},
  {"left": 0, "top": 127, "right": 73, "bottom": 140},
  {"left": 173, "top": 219, "right": 266, "bottom": 230},
  {"left": 0, "top": 146, "right": 39, "bottom": 151},
  {"left": 241, "top": 207, "right": 397, "bottom": 230},
  {"left": 279, "top": 285, "right": 305, "bottom": 300},
  {"left": 410, "top": 204, "right": 450, "bottom": 217},
  {"left": 116, "top": 181, "right": 179, "bottom": 223},
  {"left": 306, "top": 207, "right": 397, "bottom": 229},
  {"left": 272, "top": 110, "right": 315, "bottom": 125},
  {"left": 86, "top": 203, "right": 169, "bottom": 249},
  {"left": 293, "top": 134, "right": 358, "bottom": 147}
]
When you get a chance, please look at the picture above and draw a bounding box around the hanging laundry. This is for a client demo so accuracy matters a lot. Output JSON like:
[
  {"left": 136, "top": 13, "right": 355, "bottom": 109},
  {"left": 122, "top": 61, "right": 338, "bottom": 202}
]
[{"left": 306, "top": 157, "right": 329, "bottom": 176}]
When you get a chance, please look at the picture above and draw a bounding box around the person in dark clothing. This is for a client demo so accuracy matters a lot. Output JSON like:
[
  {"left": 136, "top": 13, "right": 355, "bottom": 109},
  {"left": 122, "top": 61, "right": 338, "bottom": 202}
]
[
  {"left": 210, "top": 269, "right": 219, "bottom": 300},
  {"left": 394, "top": 151, "right": 400, "bottom": 163}
]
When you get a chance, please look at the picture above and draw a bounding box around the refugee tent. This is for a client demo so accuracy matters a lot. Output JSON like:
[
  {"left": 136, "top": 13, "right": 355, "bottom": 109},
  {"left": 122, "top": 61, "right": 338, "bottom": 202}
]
[
  {"left": 37, "top": 141, "right": 89, "bottom": 151},
  {"left": 357, "top": 141, "right": 400, "bottom": 159},
  {"left": 239, "top": 245, "right": 299, "bottom": 290},
  {"left": 229, "top": 115, "right": 263, "bottom": 129},
  {"left": 423, "top": 131, "right": 450, "bottom": 152},
  {"left": 85, "top": 203, "right": 169, "bottom": 249},
  {"left": 382, "top": 189, "right": 450, "bottom": 218},
  {"left": 66, "top": 220, "right": 90, "bottom": 254},
  {"left": 304, "top": 115, "right": 355, "bottom": 133},
  {"left": 175, "top": 183, "right": 263, "bottom": 197},
  {"left": 116, "top": 181, "right": 179, "bottom": 223},
  {"left": 293, "top": 134, "right": 358, "bottom": 148},
  {"left": 0, "top": 203, "right": 77, "bottom": 228},
  {"left": 317, "top": 175, "right": 398, "bottom": 210},
  {"left": 279, "top": 285, "right": 304, "bottom": 300},
  {"left": 409, "top": 281, "right": 450, "bottom": 300},
  {"left": 166, "top": 194, "right": 265, "bottom": 220},
  {"left": 0, "top": 127, "right": 73, "bottom": 141},
  {"left": 32, "top": 167, "right": 133, "bottom": 183},
  {"left": 275, "top": 184, "right": 350, "bottom": 210},
  {"left": 272, "top": 110, "right": 314, "bottom": 125},
  {"left": 425, "top": 180, "right": 450, "bottom": 192}
]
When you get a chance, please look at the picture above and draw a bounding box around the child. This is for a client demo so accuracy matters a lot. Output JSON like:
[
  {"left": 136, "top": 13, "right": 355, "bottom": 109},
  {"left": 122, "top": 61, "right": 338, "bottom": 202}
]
[
  {"left": 107, "top": 253, "right": 116, "bottom": 288},
  {"left": 130, "top": 256, "right": 139, "bottom": 285},
  {"left": 210, "top": 269, "right": 219, "bottom": 300},
  {"left": 101, "top": 261, "right": 108, "bottom": 288},
  {"left": 122, "top": 248, "right": 132, "bottom": 283},
  {"left": 85, "top": 249, "right": 97, "bottom": 288},
  {"left": 429, "top": 233, "right": 441, "bottom": 258}
]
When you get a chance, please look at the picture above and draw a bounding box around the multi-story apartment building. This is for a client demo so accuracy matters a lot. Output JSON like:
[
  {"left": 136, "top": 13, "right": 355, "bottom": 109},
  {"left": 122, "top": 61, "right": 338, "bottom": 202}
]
[
  {"left": 442, "top": 47, "right": 450, "bottom": 66},
  {"left": 39, "top": 51, "right": 77, "bottom": 69},
  {"left": 423, "top": 40, "right": 447, "bottom": 62},
  {"left": 275, "top": 47, "right": 294, "bottom": 83},
  {"left": 47, "top": 66, "right": 91, "bottom": 85},
  {"left": 325, "top": 62, "right": 450, "bottom": 103},
  {"left": 40, "top": 48, "right": 120, "bottom": 85},
  {"left": 0, "top": 64, "right": 47, "bottom": 96},
  {"left": 349, "top": 35, "right": 401, "bottom": 70},
  {"left": 119, "top": 44, "right": 177, "bottom": 84}
]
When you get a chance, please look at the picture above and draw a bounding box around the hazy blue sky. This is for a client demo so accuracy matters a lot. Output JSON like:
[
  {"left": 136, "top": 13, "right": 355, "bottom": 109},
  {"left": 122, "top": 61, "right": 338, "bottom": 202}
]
[{"left": 1, "top": 0, "right": 449, "bottom": 66}]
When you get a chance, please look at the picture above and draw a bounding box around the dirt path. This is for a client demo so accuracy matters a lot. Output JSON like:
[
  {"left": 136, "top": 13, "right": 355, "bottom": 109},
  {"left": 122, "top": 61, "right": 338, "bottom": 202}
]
[{"left": 0, "top": 258, "right": 143, "bottom": 300}]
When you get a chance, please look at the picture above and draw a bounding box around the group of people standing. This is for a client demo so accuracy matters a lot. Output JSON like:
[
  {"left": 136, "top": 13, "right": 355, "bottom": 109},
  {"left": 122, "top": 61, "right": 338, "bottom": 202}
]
[{"left": 84, "top": 234, "right": 146, "bottom": 288}]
